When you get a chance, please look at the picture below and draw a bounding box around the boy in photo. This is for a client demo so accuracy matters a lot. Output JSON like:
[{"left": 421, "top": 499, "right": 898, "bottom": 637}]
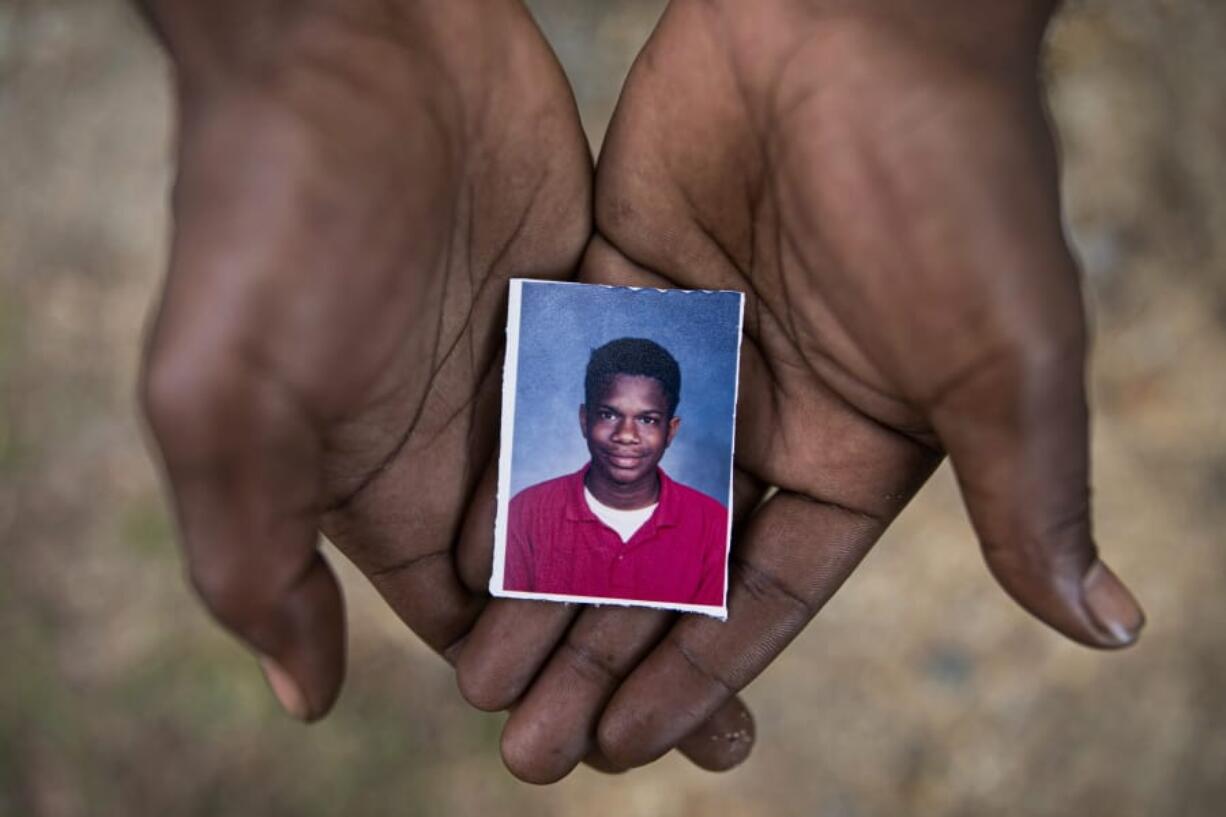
[{"left": 504, "top": 337, "right": 728, "bottom": 607}]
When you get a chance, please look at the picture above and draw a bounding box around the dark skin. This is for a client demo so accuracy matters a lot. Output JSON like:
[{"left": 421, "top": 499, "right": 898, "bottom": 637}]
[
  {"left": 137, "top": 0, "right": 750, "bottom": 773},
  {"left": 136, "top": 0, "right": 592, "bottom": 718},
  {"left": 580, "top": 374, "right": 681, "bottom": 510},
  {"left": 137, "top": 0, "right": 1145, "bottom": 787},
  {"left": 456, "top": 0, "right": 1144, "bottom": 784}
]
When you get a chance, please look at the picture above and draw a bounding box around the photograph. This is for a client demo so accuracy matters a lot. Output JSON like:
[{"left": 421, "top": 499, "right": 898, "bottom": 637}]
[{"left": 490, "top": 279, "right": 744, "bottom": 616}]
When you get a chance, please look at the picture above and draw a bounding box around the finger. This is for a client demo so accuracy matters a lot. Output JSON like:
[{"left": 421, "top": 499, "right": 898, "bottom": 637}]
[
  {"left": 498, "top": 606, "right": 669, "bottom": 782},
  {"left": 579, "top": 747, "right": 627, "bottom": 775},
  {"left": 597, "top": 489, "right": 885, "bottom": 769},
  {"left": 455, "top": 599, "right": 578, "bottom": 711},
  {"left": 453, "top": 457, "right": 560, "bottom": 707},
  {"left": 499, "top": 606, "right": 756, "bottom": 783},
  {"left": 675, "top": 694, "right": 756, "bottom": 771},
  {"left": 927, "top": 310, "right": 1144, "bottom": 648},
  {"left": 142, "top": 348, "right": 344, "bottom": 721}
]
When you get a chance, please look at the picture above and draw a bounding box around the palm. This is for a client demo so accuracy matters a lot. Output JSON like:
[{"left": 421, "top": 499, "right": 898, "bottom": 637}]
[
  {"left": 595, "top": 18, "right": 956, "bottom": 543},
  {"left": 460, "top": 0, "right": 1139, "bottom": 776},
  {"left": 595, "top": 5, "right": 1094, "bottom": 629}
]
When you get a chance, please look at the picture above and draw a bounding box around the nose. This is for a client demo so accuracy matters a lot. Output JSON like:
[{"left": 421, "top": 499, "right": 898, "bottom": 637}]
[{"left": 611, "top": 415, "right": 638, "bottom": 444}]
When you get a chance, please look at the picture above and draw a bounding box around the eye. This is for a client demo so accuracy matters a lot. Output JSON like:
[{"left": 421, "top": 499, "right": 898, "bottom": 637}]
[
  {"left": 639, "top": 416, "right": 658, "bottom": 426},
  {"left": 599, "top": 409, "right": 617, "bottom": 421}
]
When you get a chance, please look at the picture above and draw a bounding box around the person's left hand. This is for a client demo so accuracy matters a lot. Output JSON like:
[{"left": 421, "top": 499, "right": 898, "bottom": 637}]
[{"left": 454, "top": 0, "right": 1143, "bottom": 783}]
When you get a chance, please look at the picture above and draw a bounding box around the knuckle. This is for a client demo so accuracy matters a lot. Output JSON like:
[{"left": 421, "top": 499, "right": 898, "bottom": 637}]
[
  {"left": 187, "top": 557, "right": 272, "bottom": 633},
  {"left": 140, "top": 345, "right": 232, "bottom": 448},
  {"left": 1014, "top": 323, "right": 1087, "bottom": 380},
  {"left": 731, "top": 556, "right": 815, "bottom": 620},
  {"left": 986, "top": 501, "right": 1093, "bottom": 572},
  {"left": 664, "top": 631, "right": 737, "bottom": 697},
  {"left": 559, "top": 639, "right": 620, "bottom": 687},
  {"left": 928, "top": 324, "right": 1087, "bottom": 412}
]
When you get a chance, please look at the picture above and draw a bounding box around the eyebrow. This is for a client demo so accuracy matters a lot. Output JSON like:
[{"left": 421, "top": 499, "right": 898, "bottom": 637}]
[{"left": 596, "top": 405, "right": 664, "bottom": 417}]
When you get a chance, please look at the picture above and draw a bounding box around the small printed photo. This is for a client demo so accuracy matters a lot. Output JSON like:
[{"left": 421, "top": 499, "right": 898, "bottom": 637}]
[{"left": 490, "top": 279, "right": 744, "bottom": 618}]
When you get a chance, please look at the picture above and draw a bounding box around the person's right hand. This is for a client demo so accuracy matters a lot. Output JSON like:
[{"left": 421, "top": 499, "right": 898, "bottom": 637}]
[
  {"left": 138, "top": 0, "right": 755, "bottom": 773},
  {"left": 137, "top": 0, "right": 595, "bottom": 721}
]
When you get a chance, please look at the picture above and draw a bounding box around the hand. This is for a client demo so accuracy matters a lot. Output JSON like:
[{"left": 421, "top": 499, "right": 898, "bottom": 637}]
[
  {"left": 456, "top": 0, "right": 1144, "bottom": 779},
  {"left": 138, "top": 0, "right": 593, "bottom": 719},
  {"left": 138, "top": 0, "right": 756, "bottom": 774}
]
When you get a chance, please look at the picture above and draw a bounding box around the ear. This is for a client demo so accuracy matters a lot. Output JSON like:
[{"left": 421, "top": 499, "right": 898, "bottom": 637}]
[
  {"left": 666, "top": 415, "right": 681, "bottom": 447},
  {"left": 579, "top": 404, "right": 588, "bottom": 439}
]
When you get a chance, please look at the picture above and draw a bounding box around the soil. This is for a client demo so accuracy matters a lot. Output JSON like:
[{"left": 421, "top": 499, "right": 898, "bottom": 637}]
[{"left": 1, "top": 1, "right": 1223, "bottom": 815}]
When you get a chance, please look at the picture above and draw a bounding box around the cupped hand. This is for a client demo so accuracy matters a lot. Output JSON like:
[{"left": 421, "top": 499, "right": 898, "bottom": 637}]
[
  {"left": 138, "top": 0, "right": 593, "bottom": 719},
  {"left": 456, "top": 0, "right": 1144, "bottom": 780}
]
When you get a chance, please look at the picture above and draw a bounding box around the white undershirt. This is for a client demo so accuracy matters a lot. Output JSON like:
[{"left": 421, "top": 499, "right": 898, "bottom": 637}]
[{"left": 584, "top": 487, "right": 658, "bottom": 543}]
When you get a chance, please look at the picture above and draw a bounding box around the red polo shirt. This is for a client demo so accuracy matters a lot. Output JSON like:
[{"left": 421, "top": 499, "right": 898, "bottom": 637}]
[{"left": 504, "top": 465, "right": 728, "bottom": 607}]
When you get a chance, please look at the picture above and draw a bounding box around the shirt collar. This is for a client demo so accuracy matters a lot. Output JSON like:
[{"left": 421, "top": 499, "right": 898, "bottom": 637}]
[{"left": 565, "top": 463, "right": 681, "bottom": 528}]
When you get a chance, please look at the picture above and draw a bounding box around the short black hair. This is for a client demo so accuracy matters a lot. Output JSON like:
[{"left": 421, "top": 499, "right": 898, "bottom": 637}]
[{"left": 584, "top": 337, "right": 681, "bottom": 417}]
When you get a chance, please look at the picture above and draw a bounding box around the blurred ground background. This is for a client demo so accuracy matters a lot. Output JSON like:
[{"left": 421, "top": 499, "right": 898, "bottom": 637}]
[{"left": 1, "top": 0, "right": 1223, "bottom": 815}]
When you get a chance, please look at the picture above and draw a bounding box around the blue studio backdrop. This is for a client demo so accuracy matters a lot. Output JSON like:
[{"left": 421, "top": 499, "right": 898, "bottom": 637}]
[{"left": 509, "top": 280, "right": 742, "bottom": 505}]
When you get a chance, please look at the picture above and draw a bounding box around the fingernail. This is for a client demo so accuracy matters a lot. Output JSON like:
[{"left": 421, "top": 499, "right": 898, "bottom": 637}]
[
  {"left": 1081, "top": 561, "right": 1145, "bottom": 646},
  {"left": 258, "top": 655, "right": 310, "bottom": 721}
]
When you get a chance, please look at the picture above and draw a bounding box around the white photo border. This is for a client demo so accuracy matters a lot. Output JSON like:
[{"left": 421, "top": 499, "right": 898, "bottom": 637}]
[{"left": 489, "top": 278, "right": 745, "bottom": 620}]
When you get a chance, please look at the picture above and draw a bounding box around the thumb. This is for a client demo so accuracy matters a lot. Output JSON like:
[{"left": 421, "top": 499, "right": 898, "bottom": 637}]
[{"left": 928, "top": 319, "right": 1144, "bottom": 648}]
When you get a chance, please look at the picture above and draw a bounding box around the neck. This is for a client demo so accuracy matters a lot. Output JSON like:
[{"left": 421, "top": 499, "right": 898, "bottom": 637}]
[{"left": 585, "top": 467, "right": 660, "bottom": 511}]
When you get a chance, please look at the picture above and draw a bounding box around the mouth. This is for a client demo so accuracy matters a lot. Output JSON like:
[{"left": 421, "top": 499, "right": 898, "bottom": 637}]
[{"left": 603, "top": 452, "right": 646, "bottom": 470}]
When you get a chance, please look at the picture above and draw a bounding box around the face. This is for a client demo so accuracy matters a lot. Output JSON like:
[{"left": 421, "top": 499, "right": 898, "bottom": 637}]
[{"left": 581, "top": 374, "right": 681, "bottom": 486}]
